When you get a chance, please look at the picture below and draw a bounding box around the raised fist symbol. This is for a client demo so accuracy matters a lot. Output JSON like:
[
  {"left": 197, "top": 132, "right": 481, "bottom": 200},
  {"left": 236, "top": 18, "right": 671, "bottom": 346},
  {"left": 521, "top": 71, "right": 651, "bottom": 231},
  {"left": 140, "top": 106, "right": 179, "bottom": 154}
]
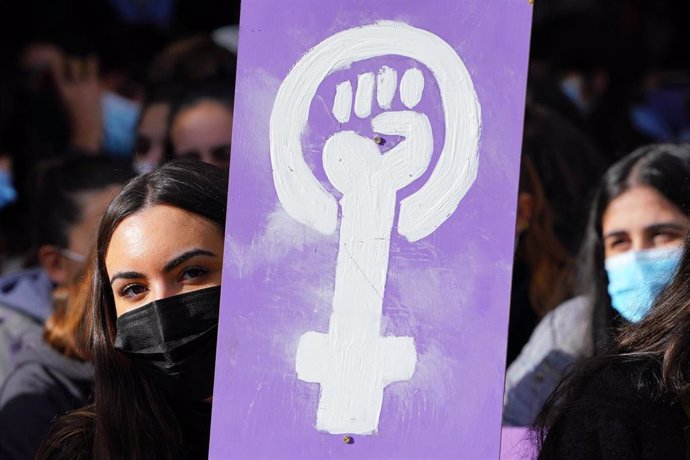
[{"left": 325, "top": 67, "right": 433, "bottom": 196}]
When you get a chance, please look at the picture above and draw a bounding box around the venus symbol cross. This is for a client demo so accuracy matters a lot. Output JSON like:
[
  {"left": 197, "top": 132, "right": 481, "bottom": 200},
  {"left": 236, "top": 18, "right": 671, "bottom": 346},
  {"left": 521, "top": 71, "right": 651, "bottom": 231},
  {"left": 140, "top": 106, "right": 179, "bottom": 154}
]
[{"left": 294, "top": 67, "right": 432, "bottom": 435}]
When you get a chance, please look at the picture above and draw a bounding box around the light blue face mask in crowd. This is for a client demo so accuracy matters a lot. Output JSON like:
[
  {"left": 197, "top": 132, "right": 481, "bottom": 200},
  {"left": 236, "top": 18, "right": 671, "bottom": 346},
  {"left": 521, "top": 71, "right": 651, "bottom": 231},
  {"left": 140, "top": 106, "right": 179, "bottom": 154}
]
[
  {"left": 0, "top": 169, "right": 17, "bottom": 210},
  {"left": 605, "top": 246, "right": 683, "bottom": 323},
  {"left": 101, "top": 91, "right": 141, "bottom": 155}
]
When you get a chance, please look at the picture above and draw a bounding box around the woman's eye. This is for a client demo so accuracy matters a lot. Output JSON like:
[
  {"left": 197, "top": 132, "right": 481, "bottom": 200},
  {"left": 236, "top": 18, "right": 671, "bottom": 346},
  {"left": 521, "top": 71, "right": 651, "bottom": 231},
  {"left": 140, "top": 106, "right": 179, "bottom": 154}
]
[
  {"left": 180, "top": 266, "right": 209, "bottom": 282},
  {"left": 608, "top": 238, "right": 628, "bottom": 249},
  {"left": 121, "top": 284, "right": 147, "bottom": 299},
  {"left": 653, "top": 231, "right": 680, "bottom": 245}
]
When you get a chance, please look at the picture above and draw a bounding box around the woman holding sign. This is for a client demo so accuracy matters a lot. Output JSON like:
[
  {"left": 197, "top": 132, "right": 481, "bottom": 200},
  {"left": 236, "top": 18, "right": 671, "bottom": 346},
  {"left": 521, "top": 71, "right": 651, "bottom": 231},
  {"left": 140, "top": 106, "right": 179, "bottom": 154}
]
[{"left": 38, "top": 158, "right": 227, "bottom": 459}]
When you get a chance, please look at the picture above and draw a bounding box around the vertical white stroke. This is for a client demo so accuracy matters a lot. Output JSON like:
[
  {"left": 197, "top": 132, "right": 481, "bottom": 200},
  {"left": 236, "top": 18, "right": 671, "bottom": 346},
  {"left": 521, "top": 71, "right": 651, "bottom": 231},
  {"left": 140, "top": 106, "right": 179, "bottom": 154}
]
[
  {"left": 400, "top": 68, "right": 425, "bottom": 109},
  {"left": 354, "top": 72, "right": 375, "bottom": 118},
  {"left": 376, "top": 66, "right": 397, "bottom": 109},
  {"left": 332, "top": 81, "right": 353, "bottom": 123},
  {"left": 296, "top": 111, "right": 431, "bottom": 433}
]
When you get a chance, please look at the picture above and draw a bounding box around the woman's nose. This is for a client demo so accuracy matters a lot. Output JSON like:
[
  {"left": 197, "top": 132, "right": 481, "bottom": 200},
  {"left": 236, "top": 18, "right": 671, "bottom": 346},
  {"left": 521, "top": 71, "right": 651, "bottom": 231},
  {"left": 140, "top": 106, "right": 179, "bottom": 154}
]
[
  {"left": 150, "top": 282, "right": 178, "bottom": 302},
  {"left": 632, "top": 236, "right": 655, "bottom": 252}
]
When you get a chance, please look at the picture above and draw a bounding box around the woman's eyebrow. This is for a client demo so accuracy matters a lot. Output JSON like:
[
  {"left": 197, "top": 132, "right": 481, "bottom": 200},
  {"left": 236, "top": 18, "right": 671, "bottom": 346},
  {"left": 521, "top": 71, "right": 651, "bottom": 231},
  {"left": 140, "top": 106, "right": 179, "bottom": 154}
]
[
  {"left": 603, "top": 230, "right": 627, "bottom": 240},
  {"left": 163, "top": 249, "right": 217, "bottom": 273},
  {"left": 644, "top": 222, "right": 688, "bottom": 232},
  {"left": 110, "top": 271, "right": 145, "bottom": 285}
]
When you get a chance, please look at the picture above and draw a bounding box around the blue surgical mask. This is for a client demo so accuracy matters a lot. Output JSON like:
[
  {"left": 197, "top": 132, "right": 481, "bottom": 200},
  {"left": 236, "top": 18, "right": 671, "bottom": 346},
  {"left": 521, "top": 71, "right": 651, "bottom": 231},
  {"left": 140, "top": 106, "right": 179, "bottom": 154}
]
[
  {"left": 0, "top": 169, "right": 17, "bottom": 210},
  {"left": 560, "top": 75, "right": 591, "bottom": 115},
  {"left": 605, "top": 247, "right": 683, "bottom": 323},
  {"left": 101, "top": 91, "right": 140, "bottom": 155}
]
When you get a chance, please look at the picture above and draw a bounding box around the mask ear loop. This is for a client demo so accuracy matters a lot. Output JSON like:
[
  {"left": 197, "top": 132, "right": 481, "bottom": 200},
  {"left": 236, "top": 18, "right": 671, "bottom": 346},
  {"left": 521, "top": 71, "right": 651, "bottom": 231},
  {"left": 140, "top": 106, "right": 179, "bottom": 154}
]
[{"left": 60, "top": 248, "right": 87, "bottom": 263}]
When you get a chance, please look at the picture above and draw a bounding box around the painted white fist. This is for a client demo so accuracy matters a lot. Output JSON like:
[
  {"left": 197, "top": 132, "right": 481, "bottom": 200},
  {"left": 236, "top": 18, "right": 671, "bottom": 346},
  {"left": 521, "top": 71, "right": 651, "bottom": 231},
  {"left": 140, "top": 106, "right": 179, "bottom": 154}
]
[{"left": 323, "top": 67, "right": 433, "bottom": 196}]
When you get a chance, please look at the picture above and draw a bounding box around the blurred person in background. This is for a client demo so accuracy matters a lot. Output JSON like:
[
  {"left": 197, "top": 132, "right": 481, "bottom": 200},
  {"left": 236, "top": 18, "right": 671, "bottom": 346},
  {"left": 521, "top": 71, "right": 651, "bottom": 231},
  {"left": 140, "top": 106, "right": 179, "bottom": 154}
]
[
  {"left": 168, "top": 85, "right": 233, "bottom": 169},
  {"left": 527, "top": 6, "right": 644, "bottom": 158},
  {"left": 14, "top": 41, "right": 126, "bottom": 158},
  {"left": 0, "top": 67, "right": 32, "bottom": 272},
  {"left": 521, "top": 105, "right": 607, "bottom": 256},
  {"left": 0, "top": 152, "right": 21, "bottom": 273},
  {"left": 507, "top": 154, "right": 573, "bottom": 367},
  {"left": 146, "top": 34, "right": 236, "bottom": 87},
  {"left": 8, "top": 14, "right": 166, "bottom": 163},
  {"left": 0, "top": 252, "right": 94, "bottom": 460},
  {"left": 132, "top": 35, "right": 236, "bottom": 173},
  {"left": 0, "top": 156, "right": 134, "bottom": 381},
  {"left": 0, "top": 155, "right": 17, "bottom": 219},
  {"left": 628, "top": 70, "right": 690, "bottom": 143},
  {"left": 506, "top": 104, "right": 606, "bottom": 366},
  {"left": 132, "top": 88, "right": 174, "bottom": 174},
  {"left": 504, "top": 144, "right": 690, "bottom": 427}
]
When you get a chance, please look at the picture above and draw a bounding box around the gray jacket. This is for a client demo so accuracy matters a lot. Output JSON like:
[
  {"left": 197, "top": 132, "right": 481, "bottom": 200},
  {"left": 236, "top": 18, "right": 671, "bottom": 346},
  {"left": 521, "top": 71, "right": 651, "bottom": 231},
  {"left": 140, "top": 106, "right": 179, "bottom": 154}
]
[
  {"left": 0, "top": 268, "right": 54, "bottom": 382},
  {"left": 503, "top": 296, "right": 592, "bottom": 427},
  {"left": 0, "top": 329, "right": 94, "bottom": 459}
]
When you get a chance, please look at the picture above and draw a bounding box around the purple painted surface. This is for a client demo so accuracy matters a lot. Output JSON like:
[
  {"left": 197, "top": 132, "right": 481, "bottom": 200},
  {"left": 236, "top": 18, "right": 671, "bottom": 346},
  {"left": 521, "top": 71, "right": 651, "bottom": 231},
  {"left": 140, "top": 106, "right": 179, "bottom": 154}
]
[
  {"left": 210, "top": 1, "right": 533, "bottom": 458},
  {"left": 500, "top": 427, "right": 536, "bottom": 460}
]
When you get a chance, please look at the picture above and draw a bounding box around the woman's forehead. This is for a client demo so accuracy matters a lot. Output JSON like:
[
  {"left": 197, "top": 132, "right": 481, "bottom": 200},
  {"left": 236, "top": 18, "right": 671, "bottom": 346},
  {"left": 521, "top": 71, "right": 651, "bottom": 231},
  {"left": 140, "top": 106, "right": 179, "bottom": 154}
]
[
  {"left": 104, "top": 205, "right": 223, "bottom": 270},
  {"left": 603, "top": 185, "right": 688, "bottom": 233}
]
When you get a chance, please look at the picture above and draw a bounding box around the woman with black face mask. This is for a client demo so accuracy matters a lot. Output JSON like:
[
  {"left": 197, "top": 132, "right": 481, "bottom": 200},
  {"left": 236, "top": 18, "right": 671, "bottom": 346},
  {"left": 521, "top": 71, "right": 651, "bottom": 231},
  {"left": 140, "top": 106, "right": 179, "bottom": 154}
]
[{"left": 37, "top": 158, "right": 228, "bottom": 459}]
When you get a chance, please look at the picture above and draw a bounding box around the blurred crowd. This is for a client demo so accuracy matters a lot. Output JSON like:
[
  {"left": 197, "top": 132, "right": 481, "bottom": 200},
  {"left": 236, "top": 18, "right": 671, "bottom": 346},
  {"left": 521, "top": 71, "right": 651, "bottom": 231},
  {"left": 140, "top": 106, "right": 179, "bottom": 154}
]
[
  {"left": 0, "top": 0, "right": 689, "bottom": 457},
  {"left": 0, "top": 0, "right": 238, "bottom": 274}
]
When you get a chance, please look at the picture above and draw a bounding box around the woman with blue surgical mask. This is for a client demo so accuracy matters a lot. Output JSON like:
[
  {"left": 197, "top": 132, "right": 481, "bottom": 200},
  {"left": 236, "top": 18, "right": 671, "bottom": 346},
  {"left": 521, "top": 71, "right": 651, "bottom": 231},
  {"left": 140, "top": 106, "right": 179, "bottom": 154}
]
[
  {"left": 504, "top": 144, "right": 690, "bottom": 427},
  {"left": 602, "top": 182, "right": 688, "bottom": 322}
]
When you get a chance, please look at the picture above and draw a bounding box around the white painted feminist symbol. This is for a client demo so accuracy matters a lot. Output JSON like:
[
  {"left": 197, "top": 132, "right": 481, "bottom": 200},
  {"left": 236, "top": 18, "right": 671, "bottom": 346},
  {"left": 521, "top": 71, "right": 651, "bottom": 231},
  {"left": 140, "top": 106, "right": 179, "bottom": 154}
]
[{"left": 269, "top": 21, "right": 481, "bottom": 435}]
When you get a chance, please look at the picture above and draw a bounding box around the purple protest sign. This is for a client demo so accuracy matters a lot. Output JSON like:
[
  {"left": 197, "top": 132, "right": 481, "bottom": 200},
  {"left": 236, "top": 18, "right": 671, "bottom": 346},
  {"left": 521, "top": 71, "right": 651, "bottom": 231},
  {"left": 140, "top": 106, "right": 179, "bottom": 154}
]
[
  {"left": 501, "top": 427, "right": 536, "bottom": 460},
  {"left": 211, "top": 1, "right": 533, "bottom": 458}
]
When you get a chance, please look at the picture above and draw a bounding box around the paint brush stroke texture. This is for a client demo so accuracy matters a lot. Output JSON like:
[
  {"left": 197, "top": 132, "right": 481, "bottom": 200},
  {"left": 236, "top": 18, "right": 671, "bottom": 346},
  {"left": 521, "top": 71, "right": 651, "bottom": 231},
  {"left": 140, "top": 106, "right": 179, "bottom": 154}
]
[
  {"left": 211, "top": 1, "right": 532, "bottom": 456},
  {"left": 269, "top": 20, "right": 481, "bottom": 241},
  {"left": 271, "top": 21, "right": 481, "bottom": 434}
]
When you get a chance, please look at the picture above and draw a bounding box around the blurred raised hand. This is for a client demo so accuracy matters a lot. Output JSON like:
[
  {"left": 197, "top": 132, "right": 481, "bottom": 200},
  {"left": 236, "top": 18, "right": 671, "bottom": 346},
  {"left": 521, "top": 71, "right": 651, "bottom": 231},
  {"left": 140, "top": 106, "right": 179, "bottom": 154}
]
[{"left": 52, "top": 56, "right": 102, "bottom": 153}]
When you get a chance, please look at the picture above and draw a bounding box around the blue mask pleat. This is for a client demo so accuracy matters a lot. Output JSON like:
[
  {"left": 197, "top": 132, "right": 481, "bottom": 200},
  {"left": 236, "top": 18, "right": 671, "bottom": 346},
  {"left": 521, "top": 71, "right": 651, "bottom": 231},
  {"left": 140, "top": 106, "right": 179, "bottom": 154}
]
[
  {"left": 101, "top": 91, "right": 141, "bottom": 155},
  {"left": 605, "top": 247, "right": 683, "bottom": 323},
  {"left": 0, "top": 170, "right": 18, "bottom": 210}
]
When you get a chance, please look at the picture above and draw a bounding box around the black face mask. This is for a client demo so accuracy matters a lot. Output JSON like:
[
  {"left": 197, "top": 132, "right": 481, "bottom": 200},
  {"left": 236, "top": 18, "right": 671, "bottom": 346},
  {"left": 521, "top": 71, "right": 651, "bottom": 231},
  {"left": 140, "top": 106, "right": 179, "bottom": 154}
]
[{"left": 114, "top": 286, "right": 221, "bottom": 401}]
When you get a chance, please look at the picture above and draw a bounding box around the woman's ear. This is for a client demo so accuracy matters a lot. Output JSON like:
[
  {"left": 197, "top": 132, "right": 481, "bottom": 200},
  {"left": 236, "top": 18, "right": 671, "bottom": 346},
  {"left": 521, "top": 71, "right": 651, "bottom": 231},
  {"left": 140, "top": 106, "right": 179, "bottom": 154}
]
[
  {"left": 38, "top": 244, "right": 68, "bottom": 285},
  {"left": 516, "top": 192, "right": 534, "bottom": 235}
]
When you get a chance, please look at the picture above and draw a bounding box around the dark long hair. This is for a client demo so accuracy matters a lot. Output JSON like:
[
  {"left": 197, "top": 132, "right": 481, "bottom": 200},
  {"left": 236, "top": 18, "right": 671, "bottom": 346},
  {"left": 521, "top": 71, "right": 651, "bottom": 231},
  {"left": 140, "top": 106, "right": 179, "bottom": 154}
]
[
  {"left": 38, "top": 158, "right": 228, "bottom": 459},
  {"left": 517, "top": 155, "right": 572, "bottom": 317},
  {"left": 535, "top": 231, "right": 690, "bottom": 456},
  {"left": 577, "top": 143, "right": 690, "bottom": 353},
  {"left": 521, "top": 104, "right": 606, "bottom": 256},
  {"left": 164, "top": 82, "right": 234, "bottom": 162},
  {"left": 44, "top": 248, "right": 94, "bottom": 361},
  {"left": 534, "top": 145, "right": 690, "bottom": 455}
]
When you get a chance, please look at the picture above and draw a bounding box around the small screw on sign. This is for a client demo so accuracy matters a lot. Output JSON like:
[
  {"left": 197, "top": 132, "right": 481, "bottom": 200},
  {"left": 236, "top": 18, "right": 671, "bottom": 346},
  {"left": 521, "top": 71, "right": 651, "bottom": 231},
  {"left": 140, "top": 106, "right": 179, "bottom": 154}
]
[
  {"left": 343, "top": 436, "right": 355, "bottom": 445},
  {"left": 528, "top": 0, "right": 534, "bottom": 3}
]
